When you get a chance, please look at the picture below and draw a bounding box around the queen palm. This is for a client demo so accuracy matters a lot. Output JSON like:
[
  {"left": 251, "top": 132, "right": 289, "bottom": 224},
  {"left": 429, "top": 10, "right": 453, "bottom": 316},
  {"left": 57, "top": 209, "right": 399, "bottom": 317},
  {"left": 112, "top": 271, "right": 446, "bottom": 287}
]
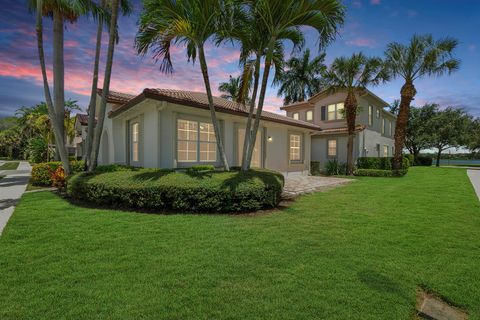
[
  {"left": 323, "top": 53, "right": 389, "bottom": 175},
  {"left": 384, "top": 34, "right": 460, "bottom": 170},
  {"left": 275, "top": 49, "right": 326, "bottom": 105},
  {"left": 242, "top": 0, "right": 344, "bottom": 170},
  {"left": 135, "top": 0, "right": 242, "bottom": 171},
  {"left": 31, "top": 0, "right": 105, "bottom": 174}
]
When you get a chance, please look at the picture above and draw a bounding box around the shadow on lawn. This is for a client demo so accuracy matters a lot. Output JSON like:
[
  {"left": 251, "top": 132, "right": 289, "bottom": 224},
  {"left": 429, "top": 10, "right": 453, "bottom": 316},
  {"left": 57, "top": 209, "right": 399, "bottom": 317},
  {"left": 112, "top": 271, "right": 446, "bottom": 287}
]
[{"left": 357, "top": 270, "right": 410, "bottom": 301}]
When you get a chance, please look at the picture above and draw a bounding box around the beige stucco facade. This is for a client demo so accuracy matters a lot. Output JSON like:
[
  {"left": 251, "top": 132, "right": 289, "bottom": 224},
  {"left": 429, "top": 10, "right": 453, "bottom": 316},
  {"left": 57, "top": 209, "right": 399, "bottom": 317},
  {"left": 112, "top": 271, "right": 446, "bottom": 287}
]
[{"left": 98, "top": 96, "right": 313, "bottom": 176}]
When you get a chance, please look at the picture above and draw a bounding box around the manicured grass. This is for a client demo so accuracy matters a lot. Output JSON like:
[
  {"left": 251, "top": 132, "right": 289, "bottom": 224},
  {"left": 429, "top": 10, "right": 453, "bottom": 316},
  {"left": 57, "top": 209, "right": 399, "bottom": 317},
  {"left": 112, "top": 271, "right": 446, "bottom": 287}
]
[
  {"left": 0, "top": 161, "right": 19, "bottom": 170},
  {"left": 0, "top": 167, "right": 479, "bottom": 319}
]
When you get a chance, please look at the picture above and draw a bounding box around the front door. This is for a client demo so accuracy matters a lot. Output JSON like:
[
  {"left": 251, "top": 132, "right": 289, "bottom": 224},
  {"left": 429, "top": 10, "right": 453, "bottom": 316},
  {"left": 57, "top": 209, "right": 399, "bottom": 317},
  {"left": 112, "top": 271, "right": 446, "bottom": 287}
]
[{"left": 237, "top": 128, "right": 262, "bottom": 168}]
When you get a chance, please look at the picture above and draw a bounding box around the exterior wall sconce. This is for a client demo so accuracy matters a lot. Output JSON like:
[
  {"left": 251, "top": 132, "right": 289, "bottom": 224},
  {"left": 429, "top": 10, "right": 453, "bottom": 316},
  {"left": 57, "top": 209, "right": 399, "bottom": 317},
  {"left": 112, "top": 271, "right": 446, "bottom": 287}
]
[{"left": 267, "top": 136, "right": 273, "bottom": 142}]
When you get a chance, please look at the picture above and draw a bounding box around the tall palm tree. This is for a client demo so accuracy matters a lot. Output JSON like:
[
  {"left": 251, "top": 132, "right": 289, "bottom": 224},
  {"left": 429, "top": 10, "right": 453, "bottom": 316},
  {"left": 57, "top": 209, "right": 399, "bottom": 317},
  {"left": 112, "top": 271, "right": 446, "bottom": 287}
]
[
  {"left": 275, "top": 49, "right": 326, "bottom": 105},
  {"left": 89, "top": 0, "right": 132, "bottom": 171},
  {"left": 323, "top": 53, "right": 389, "bottom": 175},
  {"left": 384, "top": 34, "right": 460, "bottom": 170},
  {"left": 136, "top": 0, "right": 242, "bottom": 171},
  {"left": 242, "top": 0, "right": 345, "bottom": 170},
  {"left": 31, "top": 0, "right": 105, "bottom": 175},
  {"left": 84, "top": 0, "right": 132, "bottom": 170}
]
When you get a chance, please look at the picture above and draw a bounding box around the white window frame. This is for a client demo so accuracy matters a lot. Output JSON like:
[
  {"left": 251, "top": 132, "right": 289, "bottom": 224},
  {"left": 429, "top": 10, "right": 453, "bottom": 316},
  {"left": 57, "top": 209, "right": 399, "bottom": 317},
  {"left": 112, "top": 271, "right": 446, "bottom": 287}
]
[
  {"left": 131, "top": 122, "right": 139, "bottom": 163},
  {"left": 292, "top": 112, "right": 299, "bottom": 120},
  {"left": 383, "top": 145, "right": 389, "bottom": 157},
  {"left": 327, "top": 139, "right": 337, "bottom": 157},
  {"left": 327, "top": 103, "right": 344, "bottom": 121},
  {"left": 306, "top": 110, "right": 313, "bottom": 121},
  {"left": 289, "top": 134, "right": 302, "bottom": 162},
  {"left": 382, "top": 118, "right": 386, "bottom": 135},
  {"left": 177, "top": 119, "right": 217, "bottom": 163}
]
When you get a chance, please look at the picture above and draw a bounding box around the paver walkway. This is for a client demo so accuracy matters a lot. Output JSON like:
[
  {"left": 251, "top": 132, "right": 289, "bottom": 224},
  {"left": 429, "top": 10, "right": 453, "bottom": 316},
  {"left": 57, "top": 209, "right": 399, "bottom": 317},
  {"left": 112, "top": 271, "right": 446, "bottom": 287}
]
[
  {"left": 0, "top": 161, "right": 31, "bottom": 235},
  {"left": 283, "top": 175, "right": 353, "bottom": 198},
  {"left": 467, "top": 170, "right": 480, "bottom": 201}
]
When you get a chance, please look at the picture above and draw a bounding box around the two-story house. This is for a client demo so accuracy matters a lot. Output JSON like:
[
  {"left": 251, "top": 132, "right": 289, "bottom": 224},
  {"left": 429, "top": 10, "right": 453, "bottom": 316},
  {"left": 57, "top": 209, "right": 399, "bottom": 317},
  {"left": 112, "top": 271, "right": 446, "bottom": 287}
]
[{"left": 281, "top": 89, "right": 396, "bottom": 167}]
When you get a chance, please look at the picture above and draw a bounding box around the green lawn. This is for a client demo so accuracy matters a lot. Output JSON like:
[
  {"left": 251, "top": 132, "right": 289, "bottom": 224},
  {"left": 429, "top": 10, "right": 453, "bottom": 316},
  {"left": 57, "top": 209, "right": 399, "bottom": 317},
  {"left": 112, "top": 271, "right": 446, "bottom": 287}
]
[
  {"left": 0, "top": 161, "right": 19, "bottom": 170},
  {"left": 0, "top": 167, "right": 479, "bottom": 319}
]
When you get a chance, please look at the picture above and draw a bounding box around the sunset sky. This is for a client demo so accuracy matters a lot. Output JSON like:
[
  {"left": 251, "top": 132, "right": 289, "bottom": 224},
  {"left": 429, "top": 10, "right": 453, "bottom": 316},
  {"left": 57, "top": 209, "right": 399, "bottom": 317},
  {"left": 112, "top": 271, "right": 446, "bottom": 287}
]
[{"left": 0, "top": 0, "right": 479, "bottom": 118}]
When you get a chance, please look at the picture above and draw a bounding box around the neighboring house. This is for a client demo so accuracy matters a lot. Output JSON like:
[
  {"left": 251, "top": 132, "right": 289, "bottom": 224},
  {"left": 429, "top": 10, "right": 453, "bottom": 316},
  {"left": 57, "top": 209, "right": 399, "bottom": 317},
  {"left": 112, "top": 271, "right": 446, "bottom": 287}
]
[
  {"left": 96, "top": 88, "right": 319, "bottom": 176},
  {"left": 73, "top": 113, "right": 90, "bottom": 159},
  {"left": 280, "top": 89, "right": 396, "bottom": 167}
]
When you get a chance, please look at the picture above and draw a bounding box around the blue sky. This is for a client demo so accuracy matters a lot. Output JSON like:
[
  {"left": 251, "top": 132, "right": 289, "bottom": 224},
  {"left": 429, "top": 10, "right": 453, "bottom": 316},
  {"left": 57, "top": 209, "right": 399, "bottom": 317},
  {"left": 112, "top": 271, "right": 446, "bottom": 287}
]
[{"left": 0, "top": 0, "right": 479, "bottom": 117}]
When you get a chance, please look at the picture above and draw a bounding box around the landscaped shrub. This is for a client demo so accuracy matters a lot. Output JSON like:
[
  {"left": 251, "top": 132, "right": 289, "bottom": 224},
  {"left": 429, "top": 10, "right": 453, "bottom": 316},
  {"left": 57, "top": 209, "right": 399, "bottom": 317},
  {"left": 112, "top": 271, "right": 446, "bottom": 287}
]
[
  {"left": 94, "top": 164, "right": 135, "bottom": 173},
  {"left": 325, "top": 159, "right": 346, "bottom": 176},
  {"left": 357, "top": 156, "right": 410, "bottom": 171},
  {"left": 404, "top": 154, "right": 414, "bottom": 167},
  {"left": 26, "top": 137, "right": 49, "bottom": 163},
  {"left": 31, "top": 160, "right": 85, "bottom": 186},
  {"left": 67, "top": 168, "right": 284, "bottom": 213},
  {"left": 414, "top": 156, "right": 433, "bottom": 166},
  {"left": 310, "top": 161, "right": 321, "bottom": 175},
  {"left": 355, "top": 168, "right": 407, "bottom": 177},
  {"left": 186, "top": 164, "right": 215, "bottom": 174},
  {"left": 51, "top": 166, "right": 66, "bottom": 190}
]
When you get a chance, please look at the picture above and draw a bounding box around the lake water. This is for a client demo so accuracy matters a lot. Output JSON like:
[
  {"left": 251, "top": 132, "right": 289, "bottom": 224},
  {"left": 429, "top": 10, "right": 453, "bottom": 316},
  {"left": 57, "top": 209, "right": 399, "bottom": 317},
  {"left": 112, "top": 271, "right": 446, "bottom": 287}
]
[{"left": 438, "top": 159, "right": 480, "bottom": 166}]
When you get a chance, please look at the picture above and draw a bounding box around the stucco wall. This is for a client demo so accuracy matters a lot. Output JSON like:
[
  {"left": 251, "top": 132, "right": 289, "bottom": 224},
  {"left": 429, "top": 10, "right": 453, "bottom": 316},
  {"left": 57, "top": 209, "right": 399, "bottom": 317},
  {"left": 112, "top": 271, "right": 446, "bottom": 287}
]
[
  {"left": 101, "top": 98, "right": 313, "bottom": 175},
  {"left": 311, "top": 134, "right": 360, "bottom": 167}
]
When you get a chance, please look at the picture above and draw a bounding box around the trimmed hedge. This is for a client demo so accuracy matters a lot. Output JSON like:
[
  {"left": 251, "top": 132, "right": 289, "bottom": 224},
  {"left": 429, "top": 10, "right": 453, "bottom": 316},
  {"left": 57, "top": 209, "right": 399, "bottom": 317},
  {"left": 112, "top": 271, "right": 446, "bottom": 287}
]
[
  {"left": 186, "top": 164, "right": 215, "bottom": 174},
  {"left": 414, "top": 156, "right": 433, "bottom": 166},
  {"left": 357, "top": 156, "right": 410, "bottom": 170},
  {"left": 355, "top": 169, "right": 407, "bottom": 177},
  {"left": 310, "top": 161, "right": 321, "bottom": 176},
  {"left": 67, "top": 168, "right": 284, "bottom": 213},
  {"left": 31, "top": 161, "right": 85, "bottom": 186}
]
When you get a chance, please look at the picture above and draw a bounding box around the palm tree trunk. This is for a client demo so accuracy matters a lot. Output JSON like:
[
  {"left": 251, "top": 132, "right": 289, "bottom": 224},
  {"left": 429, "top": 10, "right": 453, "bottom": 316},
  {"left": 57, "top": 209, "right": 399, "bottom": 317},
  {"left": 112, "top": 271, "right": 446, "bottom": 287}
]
[
  {"left": 245, "top": 44, "right": 274, "bottom": 169},
  {"left": 345, "top": 90, "right": 357, "bottom": 175},
  {"left": 53, "top": 9, "right": 66, "bottom": 157},
  {"left": 84, "top": 0, "right": 105, "bottom": 170},
  {"left": 393, "top": 81, "right": 416, "bottom": 170},
  {"left": 241, "top": 54, "right": 261, "bottom": 171},
  {"left": 90, "top": 0, "right": 119, "bottom": 171},
  {"left": 35, "top": 1, "right": 70, "bottom": 174},
  {"left": 198, "top": 45, "right": 230, "bottom": 171}
]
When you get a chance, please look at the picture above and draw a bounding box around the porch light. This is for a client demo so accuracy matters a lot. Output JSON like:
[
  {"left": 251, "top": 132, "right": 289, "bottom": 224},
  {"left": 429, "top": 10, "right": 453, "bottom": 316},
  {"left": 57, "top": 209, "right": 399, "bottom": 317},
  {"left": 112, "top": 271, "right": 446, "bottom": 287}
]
[{"left": 267, "top": 136, "right": 273, "bottom": 142}]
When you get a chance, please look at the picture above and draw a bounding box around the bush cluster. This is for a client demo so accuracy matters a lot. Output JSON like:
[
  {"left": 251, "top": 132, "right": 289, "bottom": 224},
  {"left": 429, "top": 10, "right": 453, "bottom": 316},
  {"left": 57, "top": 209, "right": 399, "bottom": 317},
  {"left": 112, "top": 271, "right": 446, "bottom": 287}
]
[
  {"left": 67, "top": 168, "right": 284, "bottom": 213},
  {"left": 354, "top": 168, "right": 407, "bottom": 177},
  {"left": 310, "top": 161, "right": 321, "bottom": 176},
  {"left": 357, "top": 156, "right": 410, "bottom": 170},
  {"left": 414, "top": 156, "right": 433, "bottom": 166},
  {"left": 185, "top": 164, "right": 215, "bottom": 174},
  {"left": 31, "top": 160, "right": 84, "bottom": 186},
  {"left": 325, "top": 159, "right": 346, "bottom": 176}
]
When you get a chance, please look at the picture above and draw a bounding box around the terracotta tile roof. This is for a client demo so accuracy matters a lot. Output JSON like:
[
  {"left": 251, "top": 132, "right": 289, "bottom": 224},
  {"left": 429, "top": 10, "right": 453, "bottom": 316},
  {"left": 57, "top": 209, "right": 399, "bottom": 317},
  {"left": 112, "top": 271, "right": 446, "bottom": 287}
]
[
  {"left": 108, "top": 88, "right": 321, "bottom": 130},
  {"left": 313, "top": 124, "right": 366, "bottom": 135},
  {"left": 279, "top": 100, "right": 313, "bottom": 110},
  {"left": 75, "top": 113, "right": 97, "bottom": 126},
  {"left": 97, "top": 88, "right": 136, "bottom": 104}
]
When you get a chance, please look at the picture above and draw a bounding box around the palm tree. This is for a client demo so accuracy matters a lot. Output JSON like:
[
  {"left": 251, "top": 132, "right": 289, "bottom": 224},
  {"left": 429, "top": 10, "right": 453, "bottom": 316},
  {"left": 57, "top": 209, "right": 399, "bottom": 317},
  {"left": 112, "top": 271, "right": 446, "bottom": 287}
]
[
  {"left": 89, "top": 0, "right": 132, "bottom": 171},
  {"left": 323, "top": 53, "right": 389, "bottom": 175},
  {"left": 84, "top": 0, "right": 132, "bottom": 170},
  {"left": 384, "top": 34, "right": 460, "bottom": 170},
  {"left": 275, "top": 49, "right": 326, "bottom": 105},
  {"left": 136, "top": 0, "right": 242, "bottom": 171},
  {"left": 218, "top": 75, "right": 250, "bottom": 102},
  {"left": 241, "top": 0, "right": 345, "bottom": 171},
  {"left": 31, "top": 0, "right": 105, "bottom": 175}
]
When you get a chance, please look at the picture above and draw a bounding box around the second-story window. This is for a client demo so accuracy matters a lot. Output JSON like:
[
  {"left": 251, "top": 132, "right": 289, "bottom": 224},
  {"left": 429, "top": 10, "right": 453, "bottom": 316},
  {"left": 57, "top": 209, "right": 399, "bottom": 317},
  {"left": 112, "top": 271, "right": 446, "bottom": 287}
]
[
  {"left": 306, "top": 110, "right": 313, "bottom": 121},
  {"left": 327, "top": 103, "right": 344, "bottom": 121},
  {"left": 292, "top": 112, "right": 299, "bottom": 120},
  {"left": 376, "top": 108, "right": 380, "bottom": 119},
  {"left": 389, "top": 120, "right": 393, "bottom": 136},
  {"left": 381, "top": 118, "right": 386, "bottom": 135}
]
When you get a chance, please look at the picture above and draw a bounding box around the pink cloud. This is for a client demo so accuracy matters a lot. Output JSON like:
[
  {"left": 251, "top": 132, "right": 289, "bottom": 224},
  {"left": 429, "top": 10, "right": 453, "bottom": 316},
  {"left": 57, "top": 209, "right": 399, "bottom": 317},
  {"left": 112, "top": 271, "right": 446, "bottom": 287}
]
[{"left": 346, "top": 37, "right": 377, "bottom": 48}]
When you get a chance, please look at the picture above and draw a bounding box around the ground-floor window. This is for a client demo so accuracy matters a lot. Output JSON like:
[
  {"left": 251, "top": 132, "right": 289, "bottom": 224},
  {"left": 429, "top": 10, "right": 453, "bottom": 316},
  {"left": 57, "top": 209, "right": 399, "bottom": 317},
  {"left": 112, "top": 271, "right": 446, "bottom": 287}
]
[
  {"left": 383, "top": 145, "right": 389, "bottom": 157},
  {"left": 289, "top": 134, "right": 302, "bottom": 161},
  {"left": 237, "top": 128, "right": 262, "bottom": 168},
  {"left": 131, "top": 122, "right": 139, "bottom": 162},
  {"left": 177, "top": 119, "right": 216, "bottom": 163},
  {"left": 327, "top": 139, "right": 337, "bottom": 157}
]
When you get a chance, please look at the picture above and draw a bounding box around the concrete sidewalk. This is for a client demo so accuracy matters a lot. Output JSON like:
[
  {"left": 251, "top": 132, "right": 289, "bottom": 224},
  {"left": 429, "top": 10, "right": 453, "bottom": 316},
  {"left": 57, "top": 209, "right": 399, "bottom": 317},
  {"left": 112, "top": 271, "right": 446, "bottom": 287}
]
[
  {"left": 467, "top": 170, "right": 480, "bottom": 201},
  {"left": 0, "top": 161, "right": 31, "bottom": 235}
]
